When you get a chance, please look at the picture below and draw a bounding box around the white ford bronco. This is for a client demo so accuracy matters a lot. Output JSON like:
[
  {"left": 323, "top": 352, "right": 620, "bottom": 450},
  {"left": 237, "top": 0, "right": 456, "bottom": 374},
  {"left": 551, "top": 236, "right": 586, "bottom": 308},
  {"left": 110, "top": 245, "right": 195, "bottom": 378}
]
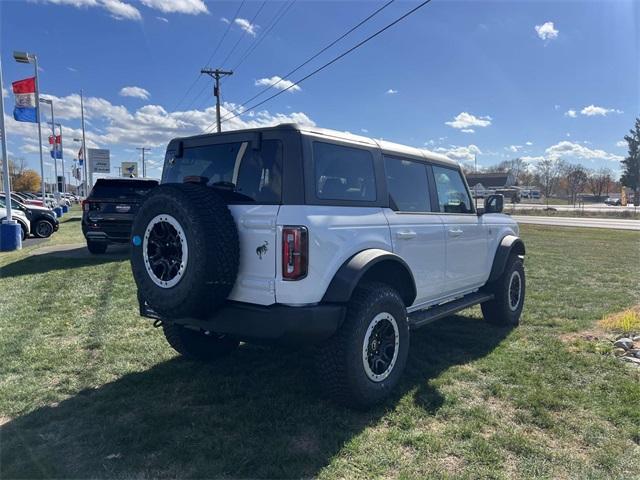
[{"left": 131, "top": 124, "right": 525, "bottom": 408}]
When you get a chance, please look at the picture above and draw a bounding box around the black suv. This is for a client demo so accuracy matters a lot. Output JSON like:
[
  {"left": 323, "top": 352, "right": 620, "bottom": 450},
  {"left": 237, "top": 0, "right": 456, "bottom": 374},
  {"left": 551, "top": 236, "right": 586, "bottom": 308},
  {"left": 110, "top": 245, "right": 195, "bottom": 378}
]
[{"left": 82, "top": 178, "right": 158, "bottom": 254}]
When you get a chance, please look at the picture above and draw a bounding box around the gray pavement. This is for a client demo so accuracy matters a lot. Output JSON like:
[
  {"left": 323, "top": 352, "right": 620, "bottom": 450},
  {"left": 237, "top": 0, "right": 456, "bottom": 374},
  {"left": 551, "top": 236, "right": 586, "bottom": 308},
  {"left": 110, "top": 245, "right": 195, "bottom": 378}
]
[{"left": 512, "top": 215, "right": 640, "bottom": 231}]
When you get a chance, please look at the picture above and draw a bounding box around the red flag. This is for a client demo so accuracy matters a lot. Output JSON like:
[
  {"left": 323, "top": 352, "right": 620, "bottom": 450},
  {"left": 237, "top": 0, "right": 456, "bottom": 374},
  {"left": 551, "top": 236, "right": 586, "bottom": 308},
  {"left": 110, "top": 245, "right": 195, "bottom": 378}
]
[
  {"left": 12, "top": 77, "right": 36, "bottom": 95},
  {"left": 48, "top": 135, "right": 62, "bottom": 144}
]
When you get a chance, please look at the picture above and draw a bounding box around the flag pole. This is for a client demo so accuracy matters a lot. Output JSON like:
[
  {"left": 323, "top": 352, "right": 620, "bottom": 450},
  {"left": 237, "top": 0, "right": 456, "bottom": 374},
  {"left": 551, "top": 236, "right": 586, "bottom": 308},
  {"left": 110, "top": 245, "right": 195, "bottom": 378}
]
[
  {"left": 33, "top": 55, "right": 46, "bottom": 203},
  {"left": 0, "top": 58, "right": 22, "bottom": 250}
]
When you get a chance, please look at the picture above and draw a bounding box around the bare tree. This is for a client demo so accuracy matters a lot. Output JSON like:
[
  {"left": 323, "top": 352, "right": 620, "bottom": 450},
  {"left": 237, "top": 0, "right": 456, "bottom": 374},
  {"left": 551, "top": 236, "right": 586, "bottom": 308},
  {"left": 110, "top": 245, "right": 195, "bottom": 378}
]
[
  {"left": 564, "top": 163, "right": 589, "bottom": 205},
  {"left": 587, "top": 167, "right": 612, "bottom": 198},
  {"left": 536, "top": 158, "right": 564, "bottom": 206}
]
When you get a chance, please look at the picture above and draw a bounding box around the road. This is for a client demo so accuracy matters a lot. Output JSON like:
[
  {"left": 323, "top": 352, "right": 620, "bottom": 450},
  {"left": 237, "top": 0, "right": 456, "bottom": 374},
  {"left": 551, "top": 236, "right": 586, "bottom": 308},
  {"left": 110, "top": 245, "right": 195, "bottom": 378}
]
[
  {"left": 512, "top": 215, "right": 640, "bottom": 231},
  {"left": 510, "top": 203, "right": 639, "bottom": 213}
]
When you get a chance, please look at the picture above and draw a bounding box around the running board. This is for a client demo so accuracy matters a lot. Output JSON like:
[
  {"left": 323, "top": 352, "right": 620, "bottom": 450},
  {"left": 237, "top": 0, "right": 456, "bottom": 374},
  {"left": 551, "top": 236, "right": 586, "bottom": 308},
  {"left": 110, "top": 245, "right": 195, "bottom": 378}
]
[{"left": 408, "top": 292, "right": 494, "bottom": 329}]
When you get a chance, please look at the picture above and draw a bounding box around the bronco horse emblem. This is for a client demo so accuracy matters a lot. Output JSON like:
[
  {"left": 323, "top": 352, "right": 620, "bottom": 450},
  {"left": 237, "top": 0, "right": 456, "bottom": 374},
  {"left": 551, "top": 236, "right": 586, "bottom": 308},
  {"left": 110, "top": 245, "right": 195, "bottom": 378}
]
[{"left": 256, "top": 241, "right": 269, "bottom": 259}]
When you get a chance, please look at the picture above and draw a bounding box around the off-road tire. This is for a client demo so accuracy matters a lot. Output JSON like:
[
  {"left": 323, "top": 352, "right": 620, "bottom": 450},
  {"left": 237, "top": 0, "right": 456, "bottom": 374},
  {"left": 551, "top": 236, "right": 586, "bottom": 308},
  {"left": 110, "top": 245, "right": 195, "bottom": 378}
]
[
  {"left": 130, "top": 183, "right": 239, "bottom": 319},
  {"left": 481, "top": 255, "right": 525, "bottom": 326},
  {"left": 315, "top": 282, "right": 409, "bottom": 409},
  {"left": 87, "top": 241, "right": 108, "bottom": 254},
  {"left": 163, "top": 323, "right": 239, "bottom": 362},
  {"left": 34, "top": 219, "right": 55, "bottom": 238}
]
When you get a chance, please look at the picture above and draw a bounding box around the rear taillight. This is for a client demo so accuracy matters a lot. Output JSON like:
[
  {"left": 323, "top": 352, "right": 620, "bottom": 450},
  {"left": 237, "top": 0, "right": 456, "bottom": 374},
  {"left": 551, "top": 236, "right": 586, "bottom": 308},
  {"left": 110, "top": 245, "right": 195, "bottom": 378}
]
[
  {"left": 282, "top": 226, "right": 308, "bottom": 281},
  {"left": 82, "top": 200, "right": 98, "bottom": 212},
  {"left": 82, "top": 200, "right": 90, "bottom": 212}
]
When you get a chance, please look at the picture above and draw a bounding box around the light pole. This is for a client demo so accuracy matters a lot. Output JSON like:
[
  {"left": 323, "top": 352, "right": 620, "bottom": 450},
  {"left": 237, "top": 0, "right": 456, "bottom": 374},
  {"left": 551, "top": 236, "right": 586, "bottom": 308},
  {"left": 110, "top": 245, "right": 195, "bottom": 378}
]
[
  {"left": 80, "top": 90, "right": 89, "bottom": 193},
  {"left": 0, "top": 57, "right": 22, "bottom": 251},
  {"left": 13, "top": 51, "right": 45, "bottom": 203},
  {"left": 137, "top": 147, "right": 150, "bottom": 177},
  {"left": 39, "top": 98, "right": 59, "bottom": 199}
]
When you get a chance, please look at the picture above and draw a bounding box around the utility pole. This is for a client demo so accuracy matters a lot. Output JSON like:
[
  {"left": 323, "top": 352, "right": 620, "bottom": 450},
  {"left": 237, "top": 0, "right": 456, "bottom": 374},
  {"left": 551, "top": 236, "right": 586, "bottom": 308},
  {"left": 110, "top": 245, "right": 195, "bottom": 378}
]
[
  {"left": 201, "top": 68, "right": 233, "bottom": 133},
  {"left": 137, "top": 147, "right": 151, "bottom": 177}
]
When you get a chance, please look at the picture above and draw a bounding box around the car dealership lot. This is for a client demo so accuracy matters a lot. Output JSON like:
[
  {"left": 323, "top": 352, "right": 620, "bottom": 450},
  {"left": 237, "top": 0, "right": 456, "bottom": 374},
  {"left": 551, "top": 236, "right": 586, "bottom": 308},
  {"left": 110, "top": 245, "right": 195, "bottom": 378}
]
[{"left": 1, "top": 216, "right": 639, "bottom": 479}]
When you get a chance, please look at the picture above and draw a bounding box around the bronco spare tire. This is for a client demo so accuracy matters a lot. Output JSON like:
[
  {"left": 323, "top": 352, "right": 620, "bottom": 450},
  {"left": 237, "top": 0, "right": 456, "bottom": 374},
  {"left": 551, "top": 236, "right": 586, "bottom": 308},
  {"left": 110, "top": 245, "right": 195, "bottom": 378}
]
[{"left": 130, "top": 183, "right": 239, "bottom": 319}]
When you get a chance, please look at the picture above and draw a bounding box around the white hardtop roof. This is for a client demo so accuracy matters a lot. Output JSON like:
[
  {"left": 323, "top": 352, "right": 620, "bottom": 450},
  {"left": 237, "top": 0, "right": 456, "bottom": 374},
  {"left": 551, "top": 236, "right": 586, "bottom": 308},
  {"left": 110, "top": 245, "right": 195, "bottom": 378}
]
[{"left": 292, "top": 124, "right": 458, "bottom": 167}]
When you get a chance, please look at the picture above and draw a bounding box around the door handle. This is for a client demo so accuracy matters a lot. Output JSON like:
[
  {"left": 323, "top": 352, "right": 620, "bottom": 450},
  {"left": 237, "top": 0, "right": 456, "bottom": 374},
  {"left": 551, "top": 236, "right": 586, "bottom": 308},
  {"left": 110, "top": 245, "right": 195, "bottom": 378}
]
[
  {"left": 396, "top": 230, "right": 417, "bottom": 240},
  {"left": 448, "top": 228, "right": 463, "bottom": 237}
]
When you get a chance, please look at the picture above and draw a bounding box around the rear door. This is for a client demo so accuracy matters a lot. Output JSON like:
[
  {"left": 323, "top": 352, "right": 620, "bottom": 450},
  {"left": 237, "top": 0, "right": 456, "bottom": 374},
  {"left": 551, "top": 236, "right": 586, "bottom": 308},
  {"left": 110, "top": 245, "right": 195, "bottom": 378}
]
[
  {"left": 382, "top": 156, "right": 446, "bottom": 305},
  {"left": 162, "top": 134, "right": 285, "bottom": 306}
]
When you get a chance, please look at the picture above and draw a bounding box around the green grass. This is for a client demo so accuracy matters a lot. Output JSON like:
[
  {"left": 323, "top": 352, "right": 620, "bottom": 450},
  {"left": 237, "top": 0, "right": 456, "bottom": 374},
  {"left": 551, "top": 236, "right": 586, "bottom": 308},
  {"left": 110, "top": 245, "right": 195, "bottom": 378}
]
[{"left": 1, "top": 217, "right": 639, "bottom": 479}]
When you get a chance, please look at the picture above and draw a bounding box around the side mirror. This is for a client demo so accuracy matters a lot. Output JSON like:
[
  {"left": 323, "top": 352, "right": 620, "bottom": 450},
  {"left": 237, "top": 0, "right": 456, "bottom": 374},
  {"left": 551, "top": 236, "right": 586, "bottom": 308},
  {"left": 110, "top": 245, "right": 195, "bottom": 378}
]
[{"left": 484, "top": 194, "right": 504, "bottom": 214}]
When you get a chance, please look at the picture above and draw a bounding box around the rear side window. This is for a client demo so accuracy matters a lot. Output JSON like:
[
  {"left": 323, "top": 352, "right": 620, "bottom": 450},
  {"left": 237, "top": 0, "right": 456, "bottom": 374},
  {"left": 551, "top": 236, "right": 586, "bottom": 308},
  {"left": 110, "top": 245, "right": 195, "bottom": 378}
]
[
  {"left": 90, "top": 180, "right": 158, "bottom": 199},
  {"left": 432, "top": 165, "right": 473, "bottom": 214},
  {"left": 163, "top": 140, "right": 283, "bottom": 203},
  {"left": 313, "top": 142, "right": 376, "bottom": 202},
  {"left": 384, "top": 156, "right": 431, "bottom": 212}
]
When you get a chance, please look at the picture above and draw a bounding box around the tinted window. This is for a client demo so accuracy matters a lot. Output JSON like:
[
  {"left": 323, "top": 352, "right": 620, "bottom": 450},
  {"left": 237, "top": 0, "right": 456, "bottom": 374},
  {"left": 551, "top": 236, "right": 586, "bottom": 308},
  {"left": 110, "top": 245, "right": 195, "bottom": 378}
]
[
  {"left": 432, "top": 166, "right": 473, "bottom": 213},
  {"left": 90, "top": 180, "right": 158, "bottom": 199},
  {"left": 163, "top": 140, "right": 283, "bottom": 203},
  {"left": 384, "top": 156, "right": 431, "bottom": 212},
  {"left": 314, "top": 142, "right": 376, "bottom": 201}
]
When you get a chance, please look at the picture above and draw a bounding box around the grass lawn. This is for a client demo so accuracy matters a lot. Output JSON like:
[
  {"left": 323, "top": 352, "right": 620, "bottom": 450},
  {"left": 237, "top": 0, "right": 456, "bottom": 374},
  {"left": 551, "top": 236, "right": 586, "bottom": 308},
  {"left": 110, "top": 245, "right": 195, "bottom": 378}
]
[{"left": 1, "top": 214, "right": 639, "bottom": 479}]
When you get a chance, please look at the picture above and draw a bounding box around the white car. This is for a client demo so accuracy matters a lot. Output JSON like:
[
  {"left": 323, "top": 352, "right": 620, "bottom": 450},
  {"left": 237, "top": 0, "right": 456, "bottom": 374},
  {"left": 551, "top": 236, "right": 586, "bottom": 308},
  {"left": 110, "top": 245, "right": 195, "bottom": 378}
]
[
  {"left": 130, "top": 124, "right": 526, "bottom": 408},
  {"left": 0, "top": 207, "right": 31, "bottom": 240}
]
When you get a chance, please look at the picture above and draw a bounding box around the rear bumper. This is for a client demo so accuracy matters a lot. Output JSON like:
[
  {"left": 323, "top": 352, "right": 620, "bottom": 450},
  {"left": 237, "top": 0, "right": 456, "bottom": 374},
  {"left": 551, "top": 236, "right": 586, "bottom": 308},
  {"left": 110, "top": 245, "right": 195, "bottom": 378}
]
[
  {"left": 140, "top": 297, "right": 345, "bottom": 345},
  {"left": 82, "top": 220, "right": 131, "bottom": 243}
]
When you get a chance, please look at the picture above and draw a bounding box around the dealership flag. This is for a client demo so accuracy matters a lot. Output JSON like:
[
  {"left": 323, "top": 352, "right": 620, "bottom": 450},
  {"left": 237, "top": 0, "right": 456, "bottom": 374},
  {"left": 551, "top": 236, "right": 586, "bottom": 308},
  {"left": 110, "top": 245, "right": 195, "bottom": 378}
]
[
  {"left": 49, "top": 134, "right": 63, "bottom": 159},
  {"left": 12, "top": 77, "right": 38, "bottom": 123}
]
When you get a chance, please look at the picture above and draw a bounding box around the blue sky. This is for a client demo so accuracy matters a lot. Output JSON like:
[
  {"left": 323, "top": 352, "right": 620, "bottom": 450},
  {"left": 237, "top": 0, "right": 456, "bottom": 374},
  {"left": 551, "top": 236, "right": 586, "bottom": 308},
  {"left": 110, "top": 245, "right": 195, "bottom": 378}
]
[{"left": 1, "top": 0, "right": 638, "bottom": 181}]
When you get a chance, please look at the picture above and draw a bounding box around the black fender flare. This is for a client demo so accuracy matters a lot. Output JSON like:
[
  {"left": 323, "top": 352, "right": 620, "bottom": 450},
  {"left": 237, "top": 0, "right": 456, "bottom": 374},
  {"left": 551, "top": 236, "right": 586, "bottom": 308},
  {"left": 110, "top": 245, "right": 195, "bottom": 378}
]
[
  {"left": 322, "top": 249, "right": 417, "bottom": 306},
  {"left": 488, "top": 235, "right": 526, "bottom": 282}
]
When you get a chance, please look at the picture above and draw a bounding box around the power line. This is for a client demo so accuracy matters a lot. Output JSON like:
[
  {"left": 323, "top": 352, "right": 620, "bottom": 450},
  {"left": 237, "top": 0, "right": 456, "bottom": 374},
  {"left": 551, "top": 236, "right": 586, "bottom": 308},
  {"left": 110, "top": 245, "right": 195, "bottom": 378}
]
[
  {"left": 220, "top": 1, "right": 268, "bottom": 69},
  {"left": 210, "top": 0, "right": 431, "bottom": 132},
  {"left": 215, "top": 0, "right": 396, "bottom": 126},
  {"left": 231, "top": 0, "right": 296, "bottom": 72},
  {"left": 172, "top": 0, "right": 246, "bottom": 112}
]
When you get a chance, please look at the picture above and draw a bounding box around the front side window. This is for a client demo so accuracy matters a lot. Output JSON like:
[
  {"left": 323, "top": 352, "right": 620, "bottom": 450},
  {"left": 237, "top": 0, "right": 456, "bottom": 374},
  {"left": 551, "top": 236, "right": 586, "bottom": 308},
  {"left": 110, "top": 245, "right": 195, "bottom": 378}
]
[
  {"left": 163, "top": 139, "right": 283, "bottom": 203},
  {"left": 314, "top": 142, "right": 376, "bottom": 202},
  {"left": 384, "top": 156, "right": 431, "bottom": 212},
  {"left": 432, "top": 165, "right": 473, "bottom": 214}
]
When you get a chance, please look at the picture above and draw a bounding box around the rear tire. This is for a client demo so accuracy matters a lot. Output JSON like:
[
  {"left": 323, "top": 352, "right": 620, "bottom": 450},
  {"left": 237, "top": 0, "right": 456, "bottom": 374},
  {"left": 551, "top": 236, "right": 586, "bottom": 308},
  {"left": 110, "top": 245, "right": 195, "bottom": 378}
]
[
  {"left": 481, "top": 255, "right": 525, "bottom": 326},
  {"left": 315, "top": 282, "right": 409, "bottom": 409},
  {"left": 163, "top": 323, "right": 239, "bottom": 362},
  {"left": 87, "top": 241, "right": 108, "bottom": 254}
]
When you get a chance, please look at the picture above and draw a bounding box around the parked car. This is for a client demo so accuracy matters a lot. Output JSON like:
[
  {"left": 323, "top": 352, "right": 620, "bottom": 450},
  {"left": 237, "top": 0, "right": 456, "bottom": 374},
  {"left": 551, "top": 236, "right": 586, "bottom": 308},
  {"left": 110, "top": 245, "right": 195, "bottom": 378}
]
[
  {"left": 82, "top": 178, "right": 159, "bottom": 254},
  {"left": 0, "top": 194, "right": 59, "bottom": 238},
  {"left": 130, "top": 124, "right": 526, "bottom": 408},
  {"left": 604, "top": 197, "right": 622, "bottom": 206},
  {"left": 12, "top": 191, "right": 46, "bottom": 208},
  {"left": 0, "top": 205, "right": 31, "bottom": 240}
]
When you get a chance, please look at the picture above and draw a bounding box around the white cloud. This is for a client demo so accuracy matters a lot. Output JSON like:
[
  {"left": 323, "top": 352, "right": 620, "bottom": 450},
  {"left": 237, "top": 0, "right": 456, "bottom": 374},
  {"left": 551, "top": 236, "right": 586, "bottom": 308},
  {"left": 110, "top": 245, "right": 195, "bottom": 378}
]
[
  {"left": 535, "top": 21, "right": 558, "bottom": 41},
  {"left": 580, "top": 104, "right": 623, "bottom": 116},
  {"left": 66, "top": 66, "right": 78, "bottom": 72},
  {"left": 525, "top": 141, "right": 533, "bottom": 146},
  {"left": 507, "top": 145, "right": 523, "bottom": 153},
  {"left": 100, "top": 0, "right": 141, "bottom": 20},
  {"left": 545, "top": 141, "right": 624, "bottom": 162},
  {"left": 565, "top": 109, "right": 577, "bottom": 118},
  {"left": 235, "top": 18, "right": 258, "bottom": 36},
  {"left": 361, "top": 128, "right": 369, "bottom": 133},
  {"left": 445, "top": 112, "right": 492, "bottom": 130},
  {"left": 119, "top": 86, "right": 151, "bottom": 100},
  {"left": 434, "top": 144, "right": 482, "bottom": 163},
  {"left": 520, "top": 155, "right": 545, "bottom": 164},
  {"left": 156, "top": 16, "right": 168, "bottom": 22},
  {"left": 141, "top": 0, "right": 208, "bottom": 14},
  {"left": 254, "top": 76, "right": 301, "bottom": 92},
  {"left": 2, "top": 87, "right": 7, "bottom": 98},
  {"left": 615, "top": 140, "right": 627, "bottom": 148},
  {"left": 386, "top": 89, "right": 398, "bottom": 95},
  {"left": 220, "top": 17, "right": 230, "bottom": 24},
  {"left": 461, "top": 129, "right": 475, "bottom": 134}
]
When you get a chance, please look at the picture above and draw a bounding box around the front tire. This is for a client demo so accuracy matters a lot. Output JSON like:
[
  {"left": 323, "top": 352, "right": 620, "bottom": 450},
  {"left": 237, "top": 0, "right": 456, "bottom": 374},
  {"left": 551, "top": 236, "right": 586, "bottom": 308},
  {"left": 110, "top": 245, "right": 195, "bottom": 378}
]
[
  {"left": 163, "top": 323, "right": 239, "bottom": 362},
  {"left": 315, "top": 282, "right": 409, "bottom": 409},
  {"left": 34, "top": 219, "right": 55, "bottom": 238},
  {"left": 481, "top": 255, "right": 525, "bottom": 326}
]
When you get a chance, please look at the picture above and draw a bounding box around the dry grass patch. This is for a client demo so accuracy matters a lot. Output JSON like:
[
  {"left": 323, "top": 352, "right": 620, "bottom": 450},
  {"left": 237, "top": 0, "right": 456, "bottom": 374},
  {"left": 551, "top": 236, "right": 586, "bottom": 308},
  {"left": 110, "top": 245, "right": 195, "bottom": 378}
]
[{"left": 598, "top": 305, "right": 640, "bottom": 334}]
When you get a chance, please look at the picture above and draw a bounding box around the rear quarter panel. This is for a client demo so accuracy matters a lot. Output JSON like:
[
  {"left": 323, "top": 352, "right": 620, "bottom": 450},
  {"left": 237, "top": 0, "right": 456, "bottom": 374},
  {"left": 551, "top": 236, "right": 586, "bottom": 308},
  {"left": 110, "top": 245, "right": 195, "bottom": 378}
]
[{"left": 275, "top": 205, "right": 392, "bottom": 305}]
